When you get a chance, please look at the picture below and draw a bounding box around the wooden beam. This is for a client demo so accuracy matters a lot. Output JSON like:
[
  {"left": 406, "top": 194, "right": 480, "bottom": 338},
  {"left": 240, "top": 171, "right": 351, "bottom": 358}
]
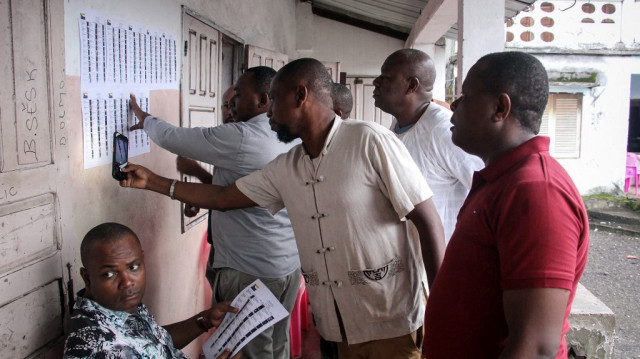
[
  {"left": 311, "top": 5, "right": 409, "bottom": 41},
  {"left": 406, "top": 0, "right": 457, "bottom": 46}
]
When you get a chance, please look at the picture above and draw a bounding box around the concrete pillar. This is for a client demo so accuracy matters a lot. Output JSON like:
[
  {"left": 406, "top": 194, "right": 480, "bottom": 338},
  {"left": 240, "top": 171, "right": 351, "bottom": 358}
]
[
  {"left": 411, "top": 41, "right": 447, "bottom": 101},
  {"left": 457, "top": 0, "right": 505, "bottom": 94},
  {"left": 296, "top": 1, "right": 314, "bottom": 55}
]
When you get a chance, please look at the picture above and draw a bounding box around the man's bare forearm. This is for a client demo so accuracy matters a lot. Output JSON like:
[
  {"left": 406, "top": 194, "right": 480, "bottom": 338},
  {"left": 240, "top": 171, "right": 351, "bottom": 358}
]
[
  {"left": 146, "top": 173, "right": 231, "bottom": 210},
  {"left": 122, "top": 163, "right": 257, "bottom": 211},
  {"left": 406, "top": 199, "right": 445, "bottom": 289},
  {"left": 150, "top": 175, "right": 256, "bottom": 211}
]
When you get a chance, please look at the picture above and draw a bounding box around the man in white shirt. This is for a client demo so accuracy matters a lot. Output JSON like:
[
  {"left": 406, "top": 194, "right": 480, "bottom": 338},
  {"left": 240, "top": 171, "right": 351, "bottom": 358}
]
[
  {"left": 374, "top": 49, "right": 484, "bottom": 243},
  {"left": 121, "top": 58, "right": 445, "bottom": 359}
]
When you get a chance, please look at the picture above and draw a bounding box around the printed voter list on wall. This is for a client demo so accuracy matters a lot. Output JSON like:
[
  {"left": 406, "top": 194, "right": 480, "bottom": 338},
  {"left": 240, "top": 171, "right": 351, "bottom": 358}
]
[
  {"left": 203, "top": 280, "right": 289, "bottom": 358},
  {"left": 78, "top": 11, "right": 178, "bottom": 89},
  {"left": 81, "top": 91, "right": 150, "bottom": 169},
  {"left": 78, "top": 10, "right": 177, "bottom": 169}
]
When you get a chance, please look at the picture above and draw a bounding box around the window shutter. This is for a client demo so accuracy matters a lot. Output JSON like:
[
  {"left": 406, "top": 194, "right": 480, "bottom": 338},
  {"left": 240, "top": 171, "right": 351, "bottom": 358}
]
[
  {"left": 554, "top": 94, "right": 581, "bottom": 157},
  {"left": 539, "top": 93, "right": 582, "bottom": 158},
  {"left": 540, "top": 98, "right": 551, "bottom": 136}
]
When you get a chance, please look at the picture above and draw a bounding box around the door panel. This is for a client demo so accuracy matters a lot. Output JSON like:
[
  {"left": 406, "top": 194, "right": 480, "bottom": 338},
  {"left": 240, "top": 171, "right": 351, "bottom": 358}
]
[
  {"left": 0, "top": 280, "right": 63, "bottom": 358},
  {"left": 347, "top": 77, "right": 393, "bottom": 128},
  {"left": 0, "top": 194, "right": 57, "bottom": 274},
  {"left": 183, "top": 15, "right": 219, "bottom": 128},
  {"left": 0, "top": 1, "right": 67, "bottom": 357},
  {"left": 245, "top": 44, "right": 288, "bottom": 70},
  {"left": 1, "top": 0, "right": 53, "bottom": 171},
  {"left": 180, "top": 14, "right": 219, "bottom": 232},
  {"left": 321, "top": 61, "right": 340, "bottom": 82}
]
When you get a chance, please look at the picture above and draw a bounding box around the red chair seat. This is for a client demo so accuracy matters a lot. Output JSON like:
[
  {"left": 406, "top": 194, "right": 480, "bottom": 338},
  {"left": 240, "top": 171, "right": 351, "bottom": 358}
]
[
  {"left": 625, "top": 153, "right": 639, "bottom": 196},
  {"left": 290, "top": 275, "right": 308, "bottom": 359}
]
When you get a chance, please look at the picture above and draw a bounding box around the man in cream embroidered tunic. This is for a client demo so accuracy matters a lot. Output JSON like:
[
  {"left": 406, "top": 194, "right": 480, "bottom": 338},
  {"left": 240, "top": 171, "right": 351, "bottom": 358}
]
[
  {"left": 119, "top": 58, "right": 445, "bottom": 357},
  {"left": 236, "top": 115, "right": 433, "bottom": 344}
]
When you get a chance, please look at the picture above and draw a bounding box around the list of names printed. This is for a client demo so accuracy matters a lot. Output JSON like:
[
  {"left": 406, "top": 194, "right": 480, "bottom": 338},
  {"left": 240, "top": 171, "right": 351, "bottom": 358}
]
[
  {"left": 203, "top": 280, "right": 289, "bottom": 358},
  {"left": 78, "top": 10, "right": 177, "bottom": 169}
]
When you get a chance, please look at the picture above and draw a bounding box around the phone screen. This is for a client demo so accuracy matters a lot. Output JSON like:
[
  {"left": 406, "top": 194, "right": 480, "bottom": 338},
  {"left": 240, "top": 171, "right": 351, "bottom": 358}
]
[{"left": 112, "top": 132, "right": 129, "bottom": 180}]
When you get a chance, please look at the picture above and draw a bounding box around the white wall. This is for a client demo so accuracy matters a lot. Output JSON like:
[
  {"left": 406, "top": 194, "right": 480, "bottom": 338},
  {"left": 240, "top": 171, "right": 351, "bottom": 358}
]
[
  {"left": 535, "top": 54, "right": 640, "bottom": 194},
  {"left": 62, "top": 1, "right": 296, "bottom": 356},
  {"left": 296, "top": 3, "right": 404, "bottom": 76},
  {"left": 506, "top": 0, "right": 640, "bottom": 50}
]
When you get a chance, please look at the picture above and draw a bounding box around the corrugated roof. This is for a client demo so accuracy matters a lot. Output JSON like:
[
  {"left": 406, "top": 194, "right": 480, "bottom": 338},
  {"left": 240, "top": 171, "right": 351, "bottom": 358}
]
[{"left": 311, "top": 0, "right": 537, "bottom": 40}]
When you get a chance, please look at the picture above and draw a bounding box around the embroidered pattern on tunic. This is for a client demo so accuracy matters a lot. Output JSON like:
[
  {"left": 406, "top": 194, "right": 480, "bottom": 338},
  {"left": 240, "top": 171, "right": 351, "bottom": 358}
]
[
  {"left": 348, "top": 257, "right": 405, "bottom": 285},
  {"left": 302, "top": 271, "right": 320, "bottom": 286}
]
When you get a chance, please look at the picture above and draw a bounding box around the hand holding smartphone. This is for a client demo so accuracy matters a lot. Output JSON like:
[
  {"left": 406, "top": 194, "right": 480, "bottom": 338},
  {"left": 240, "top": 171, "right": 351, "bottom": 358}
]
[{"left": 112, "top": 132, "right": 129, "bottom": 181}]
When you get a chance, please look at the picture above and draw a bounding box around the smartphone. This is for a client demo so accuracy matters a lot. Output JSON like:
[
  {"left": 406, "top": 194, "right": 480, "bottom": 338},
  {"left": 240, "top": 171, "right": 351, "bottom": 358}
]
[{"left": 112, "top": 132, "right": 129, "bottom": 181}]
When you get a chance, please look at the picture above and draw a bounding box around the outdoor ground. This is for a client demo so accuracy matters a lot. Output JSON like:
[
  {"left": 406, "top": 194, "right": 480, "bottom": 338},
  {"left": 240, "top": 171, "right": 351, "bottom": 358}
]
[
  {"left": 581, "top": 229, "right": 640, "bottom": 359},
  {"left": 300, "top": 229, "right": 640, "bottom": 359}
]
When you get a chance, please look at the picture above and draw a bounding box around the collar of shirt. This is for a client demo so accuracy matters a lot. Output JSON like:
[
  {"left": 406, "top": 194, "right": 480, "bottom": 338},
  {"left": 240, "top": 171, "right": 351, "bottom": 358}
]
[
  {"left": 75, "top": 289, "right": 148, "bottom": 323},
  {"left": 302, "top": 115, "right": 343, "bottom": 158},
  {"left": 394, "top": 122, "right": 415, "bottom": 134},
  {"left": 245, "top": 112, "right": 269, "bottom": 124},
  {"left": 477, "top": 136, "right": 550, "bottom": 183}
]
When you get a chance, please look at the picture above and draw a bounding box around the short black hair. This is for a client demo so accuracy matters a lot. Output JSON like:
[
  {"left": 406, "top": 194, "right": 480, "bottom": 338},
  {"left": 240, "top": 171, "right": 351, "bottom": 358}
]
[
  {"left": 275, "top": 58, "right": 333, "bottom": 106},
  {"left": 244, "top": 66, "right": 277, "bottom": 94},
  {"left": 80, "top": 223, "right": 140, "bottom": 267},
  {"left": 332, "top": 83, "right": 353, "bottom": 118},
  {"left": 475, "top": 51, "right": 549, "bottom": 134}
]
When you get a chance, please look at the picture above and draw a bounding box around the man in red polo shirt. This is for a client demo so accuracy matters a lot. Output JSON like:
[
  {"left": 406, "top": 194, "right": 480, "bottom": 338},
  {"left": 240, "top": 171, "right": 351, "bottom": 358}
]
[{"left": 424, "top": 51, "right": 589, "bottom": 358}]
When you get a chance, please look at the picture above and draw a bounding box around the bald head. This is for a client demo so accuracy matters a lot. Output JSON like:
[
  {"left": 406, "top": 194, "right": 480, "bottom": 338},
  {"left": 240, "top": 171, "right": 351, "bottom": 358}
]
[
  {"left": 374, "top": 49, "right": 438, "bottom": 121},
  {"left": 332, "top": 82, "right": 353, "bottom": 118},
  {"left": 268, "top": 58, "right": 337, "bottom": 144},
  {"left": 274, "top": 58, "right": 334, "bottom": 108},
  {"left": 386, "top": 48, "right": 436, "bottom": 92}
]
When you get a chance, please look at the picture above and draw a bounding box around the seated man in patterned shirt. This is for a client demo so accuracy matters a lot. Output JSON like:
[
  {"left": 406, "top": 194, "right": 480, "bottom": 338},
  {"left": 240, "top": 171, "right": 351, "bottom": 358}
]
[{"left": 63, "top": 223, "right": 239, "bottom": 359}]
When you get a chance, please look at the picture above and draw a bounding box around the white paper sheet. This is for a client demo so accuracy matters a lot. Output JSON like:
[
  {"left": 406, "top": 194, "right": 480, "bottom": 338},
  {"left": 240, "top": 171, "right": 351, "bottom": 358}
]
[
  {"left": 203, "top": 279, "right": 290, "bottom": 358},
  {"left": 78, "top": 10, "right": 178, "bottom": 169},
  {"left": 80, "top": 90, "right": 150, "bottom": 169},
  {"left": 78, "top": 10, "right": 177, "bottom": 90}
]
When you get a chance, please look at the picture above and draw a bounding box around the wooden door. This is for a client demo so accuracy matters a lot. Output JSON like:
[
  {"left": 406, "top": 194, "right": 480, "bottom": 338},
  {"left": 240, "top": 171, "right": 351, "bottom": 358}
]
[
  {"left": 321, "top": 61, "right": 340, "bottom": 82},
  {"left": 245, "top": 44, "right": 288, "bottom": 70},
  {"left": 346, "top": 77, "right": 393, "bottom": 128},
  {"left": 0, "top": 0, "right": 69, "bottom": 357},
  {"left": 180, "top": 14, "right": 221, "bottom": 232}
]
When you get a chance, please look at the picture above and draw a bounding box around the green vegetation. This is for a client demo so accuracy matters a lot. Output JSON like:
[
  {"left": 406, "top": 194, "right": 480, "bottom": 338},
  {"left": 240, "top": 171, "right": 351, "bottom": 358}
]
[{"left": 583, "top": 193, "right": 640, "bottom": 211}]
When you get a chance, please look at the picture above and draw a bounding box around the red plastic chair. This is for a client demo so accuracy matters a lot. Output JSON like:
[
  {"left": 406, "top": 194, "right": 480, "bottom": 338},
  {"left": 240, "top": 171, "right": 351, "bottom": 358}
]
[
  {"left": 289, "top": 275, "right": 308, "bottom": 359},
  {"left": 625, "top": 153, "right": 639, "bottom": 196}
]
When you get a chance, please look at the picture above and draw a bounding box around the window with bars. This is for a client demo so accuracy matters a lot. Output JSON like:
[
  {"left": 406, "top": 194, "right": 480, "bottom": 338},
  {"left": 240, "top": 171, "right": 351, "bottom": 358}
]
[{"left": 539, "top": 93, "right": 582, "bottom": 158}]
